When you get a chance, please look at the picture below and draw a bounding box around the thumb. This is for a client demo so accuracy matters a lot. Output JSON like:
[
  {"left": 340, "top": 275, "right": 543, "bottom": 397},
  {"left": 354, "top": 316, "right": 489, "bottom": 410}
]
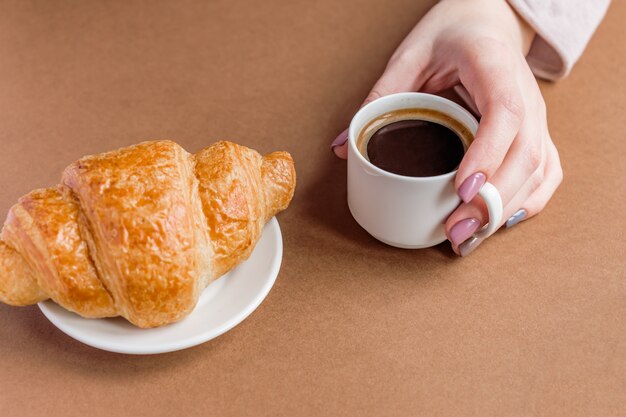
[
  {"left": 362, "top": 49, "right": 430, "bottom": 106},
  {"left": 332, "top": 48, "right": 430, "bottom": 159}
]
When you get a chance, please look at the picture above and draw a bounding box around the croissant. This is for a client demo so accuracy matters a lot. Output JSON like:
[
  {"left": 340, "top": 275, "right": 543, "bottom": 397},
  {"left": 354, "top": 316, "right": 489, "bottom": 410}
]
[{"left": 0, "top": 140, "right": 295, "bottom": 328}]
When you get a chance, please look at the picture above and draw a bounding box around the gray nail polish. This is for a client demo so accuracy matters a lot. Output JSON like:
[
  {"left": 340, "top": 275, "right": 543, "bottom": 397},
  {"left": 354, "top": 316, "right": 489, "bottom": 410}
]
[
  {"left": 459, "top": 236, "right": 482, "bottom": 257},
  {"left": 506, "top": 209, "right": 527, "bottom": 228}
]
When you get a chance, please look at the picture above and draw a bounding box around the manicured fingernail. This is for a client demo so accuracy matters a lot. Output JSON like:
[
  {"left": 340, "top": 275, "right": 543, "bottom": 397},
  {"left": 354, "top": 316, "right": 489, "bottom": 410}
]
[
  {"left": 449, "top": 218, "right": 481, "bottom": 247},
  {"left": 459, "top": 236, "right": 482, "bottom": 257},
  {"left": 458, "top": 172, "right": 486, "bottom": 203},
  {"left": 506, "top": 209, "right": 527, "bottom": 228},
  {"left": 330, "top": 128, "right": 349, "bottom": 151}
]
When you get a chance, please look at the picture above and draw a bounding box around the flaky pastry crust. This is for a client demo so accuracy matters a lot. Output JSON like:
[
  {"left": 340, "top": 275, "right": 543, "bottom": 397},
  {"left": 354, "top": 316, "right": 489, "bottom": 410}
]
[{"left": 0, "top": 140, "right": 295, "bottom": 328}]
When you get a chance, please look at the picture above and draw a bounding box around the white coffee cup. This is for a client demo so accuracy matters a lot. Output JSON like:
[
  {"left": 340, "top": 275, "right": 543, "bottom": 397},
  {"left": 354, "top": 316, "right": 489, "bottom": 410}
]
[{"left": 347, "top": 92, "right": 502, "bottom": 249}]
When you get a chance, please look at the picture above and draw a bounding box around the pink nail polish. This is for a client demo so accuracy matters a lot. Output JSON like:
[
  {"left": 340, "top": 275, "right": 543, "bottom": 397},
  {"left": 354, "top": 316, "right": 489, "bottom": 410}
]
[
  {"left": 330, "top": 128, "right": 349, "bottom": 151},
  {"left": 458, "top": 172, "right": 486, "bottom": 203},
  {"left": 449, "top": 218, "right": 480, "bottom": 247}
]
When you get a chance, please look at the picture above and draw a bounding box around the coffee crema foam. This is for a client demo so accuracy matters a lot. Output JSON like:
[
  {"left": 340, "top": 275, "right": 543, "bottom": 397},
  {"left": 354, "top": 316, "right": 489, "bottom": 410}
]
[{"left": 356, "top": 108, "right": 474, "bottom": 158}]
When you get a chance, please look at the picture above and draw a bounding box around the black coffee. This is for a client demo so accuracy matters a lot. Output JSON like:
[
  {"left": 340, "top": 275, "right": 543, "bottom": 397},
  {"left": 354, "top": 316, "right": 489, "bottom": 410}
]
[{"left": 366, "top": 118, "right": 466, "bottom": 177}]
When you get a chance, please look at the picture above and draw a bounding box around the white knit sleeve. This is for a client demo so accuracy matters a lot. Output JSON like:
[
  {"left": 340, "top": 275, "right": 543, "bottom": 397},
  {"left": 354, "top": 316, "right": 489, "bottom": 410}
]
[{"left": 507, "top": 0, "right": 611, "bottom": 80}]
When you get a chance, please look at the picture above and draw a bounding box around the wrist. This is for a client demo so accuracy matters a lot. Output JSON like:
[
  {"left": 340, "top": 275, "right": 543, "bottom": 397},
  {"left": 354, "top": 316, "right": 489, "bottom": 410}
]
[
  {"left": 437, "top": 0, "right": 535, "bottom": 55},
  {"left": 506, "top": 1, "right": 535, "bottom": 55}
]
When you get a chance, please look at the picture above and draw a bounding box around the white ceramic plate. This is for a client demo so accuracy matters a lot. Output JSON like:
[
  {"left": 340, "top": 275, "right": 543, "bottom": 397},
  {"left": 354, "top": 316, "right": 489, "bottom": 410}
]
[{"left": 38, "top": 217, "right": 283, "bottom": 355}]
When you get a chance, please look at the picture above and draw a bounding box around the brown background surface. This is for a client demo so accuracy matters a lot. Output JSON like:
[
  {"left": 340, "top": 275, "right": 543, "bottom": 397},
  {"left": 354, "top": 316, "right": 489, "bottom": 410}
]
[{"left": 0, "top": 1, "right": 624, "bottom": 416}]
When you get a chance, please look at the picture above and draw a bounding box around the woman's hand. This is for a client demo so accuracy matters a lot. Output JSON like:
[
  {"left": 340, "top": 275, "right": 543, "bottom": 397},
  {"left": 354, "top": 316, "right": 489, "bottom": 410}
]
[{"left": 331, "top": 0, "right": 563, "bottom": 256}]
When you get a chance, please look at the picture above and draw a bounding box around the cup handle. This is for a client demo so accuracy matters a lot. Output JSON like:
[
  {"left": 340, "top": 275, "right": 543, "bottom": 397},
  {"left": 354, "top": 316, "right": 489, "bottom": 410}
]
[{"left": 472, "top": 182, "right": 503, "bottom": 239}]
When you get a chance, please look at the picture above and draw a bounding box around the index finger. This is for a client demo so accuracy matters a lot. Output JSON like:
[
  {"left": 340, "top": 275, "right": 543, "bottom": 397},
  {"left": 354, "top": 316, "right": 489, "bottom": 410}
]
[{"left": 454, "top": 43, "right": 526, "bottom": 192}]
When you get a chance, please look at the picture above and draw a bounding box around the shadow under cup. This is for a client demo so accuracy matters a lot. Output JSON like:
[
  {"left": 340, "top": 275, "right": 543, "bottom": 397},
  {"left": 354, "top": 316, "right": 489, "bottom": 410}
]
[{"left": 347, "top": 93, "right": 479, "bottom": 249}]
